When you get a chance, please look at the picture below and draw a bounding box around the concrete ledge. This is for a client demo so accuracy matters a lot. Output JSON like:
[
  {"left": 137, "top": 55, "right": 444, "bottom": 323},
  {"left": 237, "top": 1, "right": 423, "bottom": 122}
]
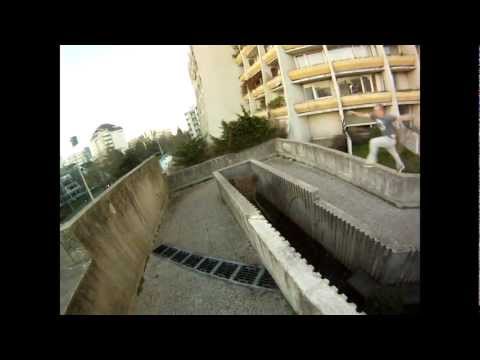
[
  {"left": 214, "top": 170, "right": 363, "bottom": 315},
  {"left": 219, "top": 160, "right": 419, "bottom": 285},
  {"left": 275, "top": 139, "right": 420, "bottom": 208},
  {"left": 60, "top": 155, "right": 169, "bottom": 315}
]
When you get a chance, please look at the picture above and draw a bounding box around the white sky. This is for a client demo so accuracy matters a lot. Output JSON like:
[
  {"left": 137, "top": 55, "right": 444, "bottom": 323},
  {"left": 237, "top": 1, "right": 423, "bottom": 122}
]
[{"left": 60, "top": 45, "right": 195, "bottom": 158}]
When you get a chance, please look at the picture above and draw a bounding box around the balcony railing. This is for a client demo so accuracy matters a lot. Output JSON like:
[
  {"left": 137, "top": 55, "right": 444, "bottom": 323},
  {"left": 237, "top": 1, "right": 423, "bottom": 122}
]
[
  {"left": 341, "top": 92, "right": 393, "bottom": 108},
  {"left": 254, "top": 109, "right": 267, "bottom": 118},
  {"left": 396, "top": 90, "right": 420, "bottom": 103},
  {"left": 289, "top": 63, "right": 331, "bottom": 82},
  {"left": 295, "top": 97, "right": 338, "bottom": 114},
  {"left": 240, "top": 59, "right": 262, "bottom": 81},
  {"left": 270, "top": 106, "right": 288, "bottom": 119},
  {"left": 282, "top": 45, "right": 322, "bottom": 54},
  {"left": 251, "top": 84, "right": 265, "bottom": 98},
  {"left": 265, "top": 75, "right": 282, "bottom": 90},
  {"left": 262, "top": 46, "right": 277, "bottom": 64},
  {"left": 387, "top": 55, "right": 416, "bottom": 68},
  {"left": 332, "top": 56, "right": 384, "bottom": 74}
]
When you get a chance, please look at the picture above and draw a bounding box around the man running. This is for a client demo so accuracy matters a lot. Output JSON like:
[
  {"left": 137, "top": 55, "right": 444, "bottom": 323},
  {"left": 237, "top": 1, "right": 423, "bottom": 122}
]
[{"left": 348, "top": 104, "right": 413, "bottom": 173}]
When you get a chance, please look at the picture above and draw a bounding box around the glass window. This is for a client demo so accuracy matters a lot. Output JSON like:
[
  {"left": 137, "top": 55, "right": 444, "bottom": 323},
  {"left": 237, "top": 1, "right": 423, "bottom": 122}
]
[
  {"left": 338, "top": 80, "right": 351, "bottom": 96},
  {"left": 384, "top": 45, "right": 399, "bottom": 55},
  {"left": 308, "top": 51, "right": 325, "bottom": 65},
  {"left": 295, "top": 55, "right": 307, "bottom": 68},
  {"left": 304, "top": 87, "right": 315, "bottom": 100},
  {"left": 362, "top": 76, "right": 372, "bottom": 92},
  {"left": 314, "top": 86, "right": 331, "bottom": 98},
  {"left": 352, "top": 45, "right": 371, "bottom": 58},
  {"left": 350, "top": 78, "right": 363, "bottom": 94},
  {"left": 328, "top": 46, "right": 354, "bottom": 61}
]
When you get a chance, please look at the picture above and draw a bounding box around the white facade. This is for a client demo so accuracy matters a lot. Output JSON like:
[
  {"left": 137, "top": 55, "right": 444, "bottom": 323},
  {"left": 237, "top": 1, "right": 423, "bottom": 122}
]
[
  {"left": 185, "top": 107, "right": 201, "bottom": 138},
  {"left": 90, "top": 124, "right": 128, "bottom": 159},
  {"left": 189, "top": 46, "right": 244, "bottom": 140}
]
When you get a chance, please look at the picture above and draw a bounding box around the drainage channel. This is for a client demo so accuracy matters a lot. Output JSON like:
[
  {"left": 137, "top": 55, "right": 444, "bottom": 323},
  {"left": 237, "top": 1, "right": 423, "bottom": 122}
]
[{"left": 153, "top": 244, "right": 279, "bottom": 291}]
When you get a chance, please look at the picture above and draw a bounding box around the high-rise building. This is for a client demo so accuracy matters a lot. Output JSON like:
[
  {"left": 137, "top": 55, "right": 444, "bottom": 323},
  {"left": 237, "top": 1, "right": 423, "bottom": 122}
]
[
  {"left": 188, "top": 46, "right": 244, "bottom": 141},
  {"left": 90, "top": 124, "right": 128, "bottom": 159},
  {"left": 194, "top": 45, "right": 420, "bottom": 154},
  {"left": 185, "top": 107, "right": 201, "bottom": 138}
]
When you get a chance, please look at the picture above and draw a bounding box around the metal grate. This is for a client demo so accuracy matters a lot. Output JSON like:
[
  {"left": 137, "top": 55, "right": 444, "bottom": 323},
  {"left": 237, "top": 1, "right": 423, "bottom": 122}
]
[
  {"left": 172, "top": 250, "right": 190, "bottom": 264},
  {"left": 153, "top": 244, "right": 168, "bottom": 255},
  {"left": 257, "top": 271, "right": 278, "bottom": 289},
  {"left": 196, "top": 258, "right": 219, "bottom": 274},
  {"left": 234, "top": 265, "right": 261, "bottom": 285},
  {"left": 152, "top": 244, "right": 278, "bottom": 291},
  {"left": 162, "top": 247, "right": 178, "bottom": 258},
  {"left": 214, "top": 262, "right": 238, "bottom": 279},
  {"left": 183, "top": 254, "right": 203, "bottom": 268}
]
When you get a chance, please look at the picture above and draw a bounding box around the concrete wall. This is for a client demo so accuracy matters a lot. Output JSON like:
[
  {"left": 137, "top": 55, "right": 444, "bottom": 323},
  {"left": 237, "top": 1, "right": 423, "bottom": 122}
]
[
  {"left": 214, "top": 169, "right": 362, "bottom": 315},
  {"left": 307, "top": 111, "right": 343, "bottom": 140},
  {"left": 167, "top": 139, "right": 277, "bottom": 192},
  {"left": 219, "top": 160, "right": 419, "bottom": 285},
  {"left": 275, "top": 139, "right": 420, "bottom": 208},
  {"left": 60, "top": 156, "right": 169, "bottom": 314}
]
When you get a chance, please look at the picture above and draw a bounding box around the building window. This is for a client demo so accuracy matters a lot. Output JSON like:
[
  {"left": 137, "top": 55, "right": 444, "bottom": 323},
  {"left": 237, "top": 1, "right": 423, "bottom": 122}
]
[
  {"left": 294, "top": 51, "right": 325, "bottom": 69},
  {"left": 338, "top": 75, "right": 375, "bottom": 96},
  {"left": 304, "top": 81, "right": 332, "bottom": 100},
  {"left": 304, "top": 87, "right": 315, "bottom": 100},
  {"left": 384, "top": 45, "right": 400, "bottom": 56},
  {"left": 327, "top": 45, "right": 373, "bottom": 61}
]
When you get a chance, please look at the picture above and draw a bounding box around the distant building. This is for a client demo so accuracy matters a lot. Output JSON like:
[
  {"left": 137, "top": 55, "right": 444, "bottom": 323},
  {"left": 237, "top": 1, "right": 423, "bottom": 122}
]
[
  {"left": 185, "top": 107, "right": 201, "bottom": 138},
  {"left": 64, "top": 147, "right": 93, "bottom": 167},
  {"left": 90, "top": 124, "right": 128, "bottom": 159},
  {"left": 60, "top": 173, "right": 86, "bottom": 207}
]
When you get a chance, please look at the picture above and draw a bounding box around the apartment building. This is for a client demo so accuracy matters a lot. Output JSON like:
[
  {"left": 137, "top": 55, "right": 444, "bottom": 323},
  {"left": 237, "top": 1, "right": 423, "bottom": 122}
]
[
  {"left": 232, "top": 45, "right": 420, "bottom": 154},
  {"left": 185, "top": 107, "right": 201, "bottom": 138},
  {"left": 64, "top": 147, "right": 93, "bottom": 167},
  {"left": 188, "top": 45, "right": 244, "bottom": 140},
  {"left": 90, "top": 123, "right": 128, "bottom": 159}
]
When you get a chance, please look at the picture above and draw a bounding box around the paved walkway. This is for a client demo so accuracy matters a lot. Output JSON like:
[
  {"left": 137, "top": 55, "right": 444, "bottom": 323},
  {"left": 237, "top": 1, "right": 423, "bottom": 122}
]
[
  {"left": 135, "top": 180, "right": 294, "bottom": 315},
  {"left": 264, "top": 157, "right": 420, "bottom": 251}
]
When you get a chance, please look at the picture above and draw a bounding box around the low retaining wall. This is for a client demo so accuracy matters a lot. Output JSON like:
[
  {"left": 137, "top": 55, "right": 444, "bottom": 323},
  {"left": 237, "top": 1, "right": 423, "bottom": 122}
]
[
  {"left": 220, "top": 160, "right": 419, "bottom": 285},
  {"left": 214, "top": 170, "right": 362, "bottom": 315},
  {"left": 167, "top": 139, "right": 277, "bottom": 192},
  {"left": 60, "top": 156, "right": 169, "bottom": 315},
  {"left": 275, "top": 139, "right": 420, "bottom": 208}
]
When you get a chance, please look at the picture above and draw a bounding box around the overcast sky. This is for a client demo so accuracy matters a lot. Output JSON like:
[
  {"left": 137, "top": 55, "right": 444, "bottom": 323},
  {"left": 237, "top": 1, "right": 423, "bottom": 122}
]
[{"left": 60, "top": 45, "right": 195, "bottom": 158}]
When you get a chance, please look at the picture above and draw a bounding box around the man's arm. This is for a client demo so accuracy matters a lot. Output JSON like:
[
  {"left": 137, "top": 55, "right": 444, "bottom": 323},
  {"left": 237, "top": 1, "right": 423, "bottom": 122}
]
[{"left": 347, "top": 110, "right": 371, "bottom": 118}]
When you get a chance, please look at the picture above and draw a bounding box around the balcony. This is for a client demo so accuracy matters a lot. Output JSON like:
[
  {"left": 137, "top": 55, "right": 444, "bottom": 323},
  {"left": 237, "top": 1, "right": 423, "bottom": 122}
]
[
  {"left": 254, "top": 109, "right": 267, "bottom": 118},
  {"left": 341, "top": 92, "right": 393, "bottom": 109},
  {"left": 240, "top": 45, "right": 256, "bottom": 58},
  {"left": 282, "top": 45, "right": 322, "bottom": 55},
  {"left": 289, "top": 63, "right": 331, "bottom": 82},
  {"left": 251, "top": 84, "right": 265, "bottom": 98},
  {"left": 265, "top": 75, "right": 282, "bottom": 90},
  {"left": 396, "top": 90, "right": 420, "bottom": 104},
  {"left": 262, "top": 46, "right": 277, "bottom": 64},
  {"left": 270, "top": 106, "right": 288, "bottom": 119},
  {"left": 240, "top": 59, "right": 262, "bottom": 81},
  {"left": 294, "top": 97, "right": 338, "bottom": 114},
  {"left": 388, "top": 55, "right": 416, "bottom": 70},
  {"left": 332, "top": 56, "right": 384, "bottom": 75}
]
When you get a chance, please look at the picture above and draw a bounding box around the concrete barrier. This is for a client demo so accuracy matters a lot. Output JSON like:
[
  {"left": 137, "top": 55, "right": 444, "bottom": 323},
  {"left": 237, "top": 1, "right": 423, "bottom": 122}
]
[
  {"left": 219, "top": 160, "right": 419, "bottom": 285},
  {"left": 275, "top": 139, "right": 420, "bottom": 208},
  {"left": 167, "top": 139, "right": 277, "bottom": 192},
  {"left": 214, "top": 170, "right": 363, "bottom": 315},
  {"left": 60, "top": 156, "right": 169, "bottom": 315}
]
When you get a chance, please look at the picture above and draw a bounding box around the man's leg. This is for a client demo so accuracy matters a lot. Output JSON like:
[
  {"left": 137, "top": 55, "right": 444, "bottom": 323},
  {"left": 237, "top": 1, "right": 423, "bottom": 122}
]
[
  {"left": 366, "top": 136, "right": 387, "bottom": 164},
  {"left": 385, "top": 139, "right": 406, "bottom": 171}
]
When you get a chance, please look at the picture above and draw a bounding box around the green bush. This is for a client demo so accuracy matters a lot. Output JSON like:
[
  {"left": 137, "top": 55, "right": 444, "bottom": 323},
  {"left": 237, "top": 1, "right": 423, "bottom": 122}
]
[
  {"left": 212, "top": 107, "right": 278, "bottom": 155},
  {"left": 173, "top": 136, "right": 209, "bottom": 167},
  {"left": 267, "top": 96, "right": 285, "bottom": 109}
]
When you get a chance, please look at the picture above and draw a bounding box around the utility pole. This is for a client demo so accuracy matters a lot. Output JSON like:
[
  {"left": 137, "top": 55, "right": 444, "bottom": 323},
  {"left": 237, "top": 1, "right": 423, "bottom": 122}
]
[{"left": 70, "top": 136, "right": 94, "bottom": 201}]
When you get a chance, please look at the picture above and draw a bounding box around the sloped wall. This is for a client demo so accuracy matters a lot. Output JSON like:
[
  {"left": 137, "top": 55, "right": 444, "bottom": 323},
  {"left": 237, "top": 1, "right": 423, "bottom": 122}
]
[{"left": 60, "top": 156, "right": 169, "bottom": 314}]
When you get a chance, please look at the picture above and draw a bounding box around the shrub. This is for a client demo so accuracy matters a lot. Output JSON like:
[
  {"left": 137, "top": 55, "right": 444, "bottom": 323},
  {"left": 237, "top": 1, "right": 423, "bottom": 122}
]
[
  {"left": 267, "top": 96, "right": 285, "bottom": 109},
  {"left": 173, "top": 136, "right": 209, "bottom": 167},
  {"left": 212, "top": 106, "right": 278, "bottom": 154}
]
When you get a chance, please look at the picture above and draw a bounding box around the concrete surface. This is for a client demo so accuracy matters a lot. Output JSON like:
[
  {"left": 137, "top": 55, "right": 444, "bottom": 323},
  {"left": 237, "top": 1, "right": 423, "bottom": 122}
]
[
  {"left": 264, "top": 157, "right": 419, "bottom": 250},
  {"left": 136, "top": 179, "right": 294, "bottom": 314},
  {"left": 60, "top": 155, "right": 169, "bottom": 314},
  {"left": 134, "top": 256, "right": 294, "bottom": 315},
  {"left": 214, "top": 170, "right": 363, "bottom": 315}
]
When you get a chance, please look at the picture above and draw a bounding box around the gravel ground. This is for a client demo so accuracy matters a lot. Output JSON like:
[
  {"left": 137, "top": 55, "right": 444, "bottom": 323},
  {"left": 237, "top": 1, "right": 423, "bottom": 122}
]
[
  {"left": 135, "top": 179, "right": 294, "bottom": 315},
  {"left": 134, "top": 256, "right": 294, "bottom": 315}
]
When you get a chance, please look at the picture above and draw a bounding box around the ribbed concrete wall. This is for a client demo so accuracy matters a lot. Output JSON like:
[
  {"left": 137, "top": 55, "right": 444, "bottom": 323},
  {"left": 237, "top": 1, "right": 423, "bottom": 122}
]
[
  {"left": 214, "top": 170, "right": 362, "bottom": 315},
  {"left": 167, "top": 139, "right": 277, "bottom": 192},
  {"left": 60, "top": 156, "right": 169, "bottom": 314},
  {"left": 221, "top": 160, "right": 419, "bottom": 285},
  {"left": 275, "top": 139, "right": 420, "bottom": 208}
]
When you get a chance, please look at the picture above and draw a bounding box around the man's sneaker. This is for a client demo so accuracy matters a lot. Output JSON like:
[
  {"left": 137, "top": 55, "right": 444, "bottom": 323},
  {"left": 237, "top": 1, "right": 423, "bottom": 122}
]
[{"left": 397, "top": 165, "right": 405, "bottom": 173}]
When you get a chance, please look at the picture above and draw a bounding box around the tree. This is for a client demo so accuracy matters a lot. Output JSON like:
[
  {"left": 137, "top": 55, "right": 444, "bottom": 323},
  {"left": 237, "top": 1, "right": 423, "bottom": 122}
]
[{"left": 173, "top": 136, "right": 209, "bottom": 167}]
